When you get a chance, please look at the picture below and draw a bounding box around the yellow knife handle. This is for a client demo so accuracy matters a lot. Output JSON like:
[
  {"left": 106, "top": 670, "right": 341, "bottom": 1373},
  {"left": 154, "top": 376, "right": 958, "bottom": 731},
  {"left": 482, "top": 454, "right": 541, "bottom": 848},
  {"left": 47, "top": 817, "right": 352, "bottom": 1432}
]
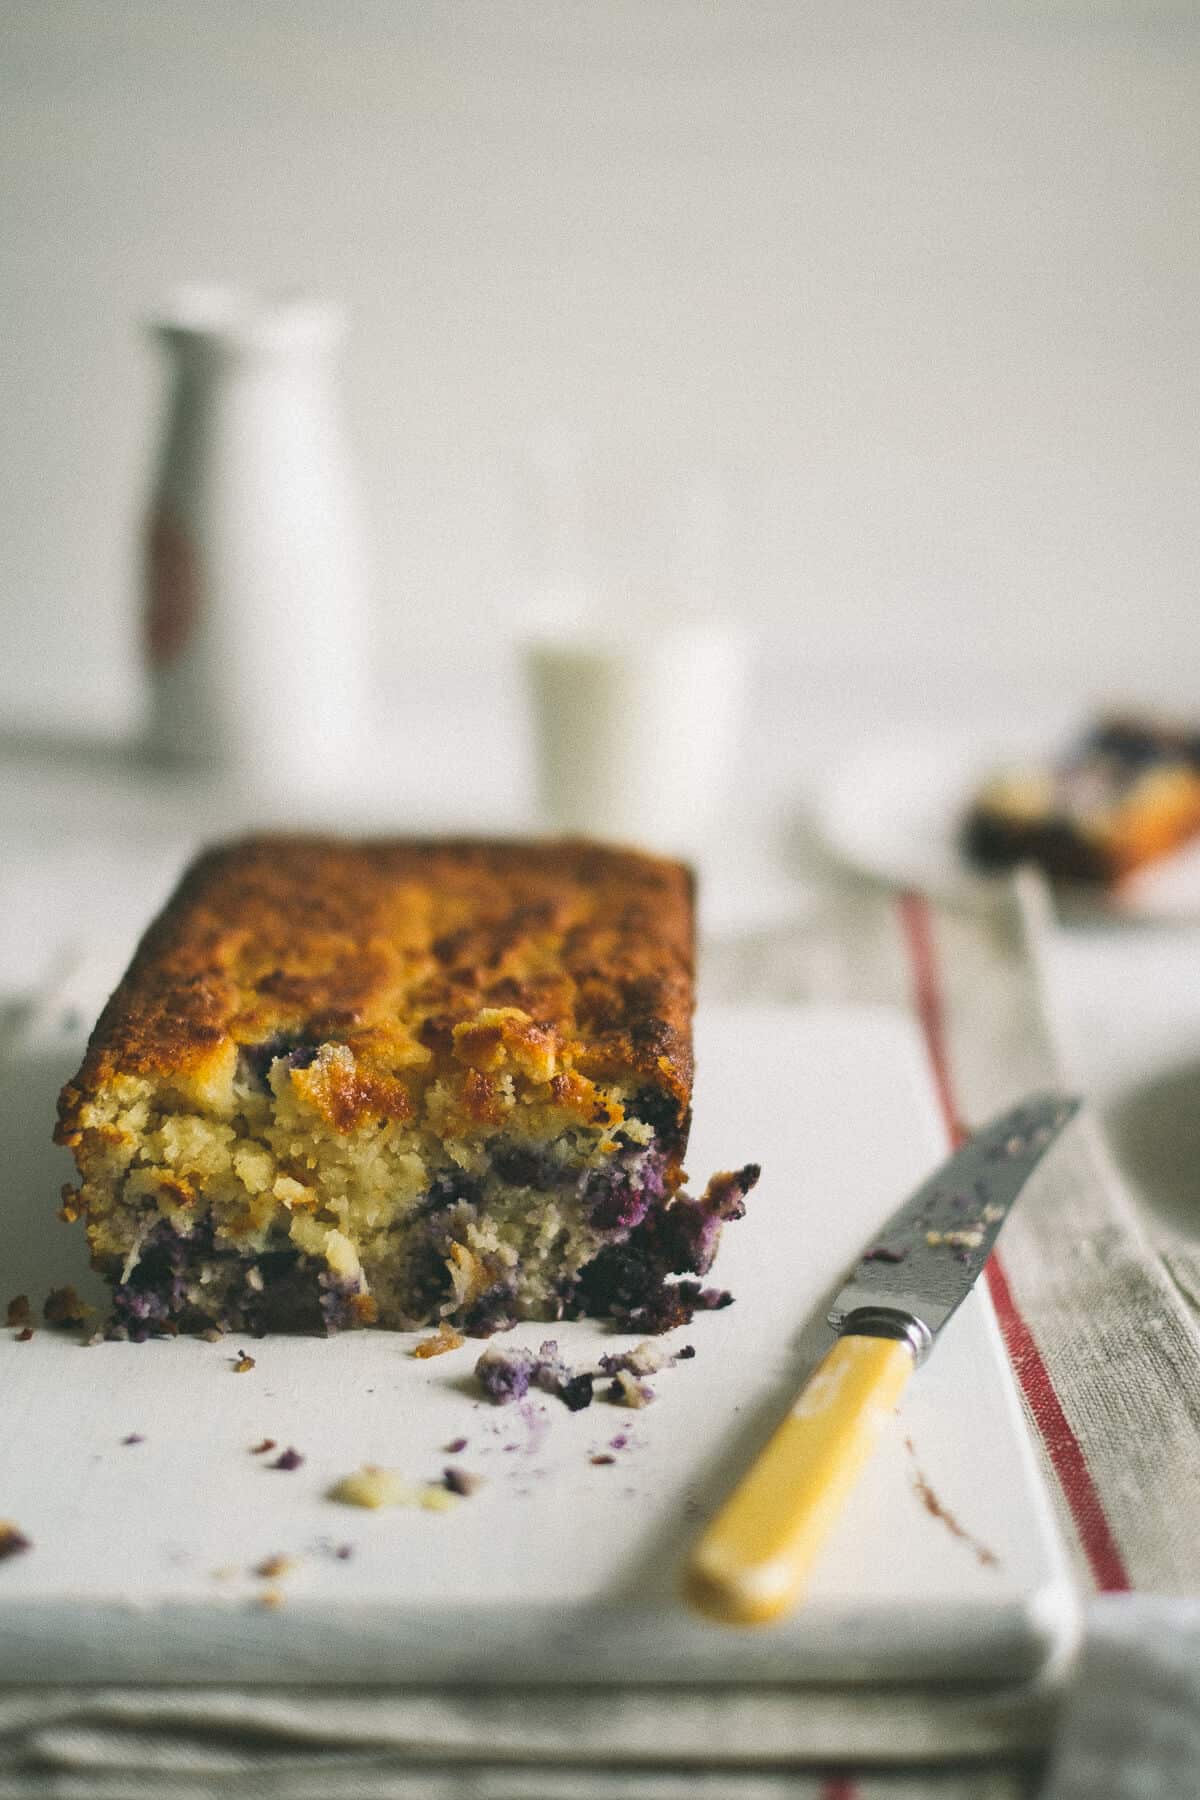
[{"left": 683, "top": 1332, "right": 915, "bottom": 1626}]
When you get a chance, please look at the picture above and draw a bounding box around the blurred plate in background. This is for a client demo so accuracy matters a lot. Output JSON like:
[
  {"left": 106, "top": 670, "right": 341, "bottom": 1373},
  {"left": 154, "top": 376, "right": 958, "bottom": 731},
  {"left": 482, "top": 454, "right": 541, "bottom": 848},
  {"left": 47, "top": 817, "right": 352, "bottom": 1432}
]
[{"left": 814, "top": 724, "right": 1200, "bottom": 925}]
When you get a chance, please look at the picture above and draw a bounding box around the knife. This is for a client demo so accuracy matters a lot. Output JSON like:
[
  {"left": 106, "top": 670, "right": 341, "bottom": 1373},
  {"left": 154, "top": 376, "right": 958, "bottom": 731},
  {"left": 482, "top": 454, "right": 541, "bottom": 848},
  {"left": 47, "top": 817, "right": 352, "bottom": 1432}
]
[{"left": 683, "top": 1091, "right": 1080, "bottom": 1626}]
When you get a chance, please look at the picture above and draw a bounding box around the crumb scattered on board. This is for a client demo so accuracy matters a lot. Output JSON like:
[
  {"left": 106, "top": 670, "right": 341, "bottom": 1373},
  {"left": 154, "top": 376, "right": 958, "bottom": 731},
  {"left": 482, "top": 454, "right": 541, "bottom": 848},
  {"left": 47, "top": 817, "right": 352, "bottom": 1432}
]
[
  {"left": 413, "top": 1321, "right": 465, "bottom": 1359},
  {"left": 231, "top": 1351, "right": 256, "bottom": 1373},
  {"left": 475, "top": 1336, "right": 693, "bottom": 1412},
  {"left": 606, "top": 1369, "right": 653, "bottom": 1408},
  {"left": 43, "top": 1285, "right": 92, "bottom": 1327},
  {"left": 328, "top": 1467, "right": 460, "bottom": 1512},
  {"left": 270, "top": 1447, "right": 304, "bottom": 1471},
  {"left": 121, "top": 1433, "right": 145, "bottom": 1446},
  {"left": 255, "top": 1554, "right": 297, "bottom": 1581},
  {"left": 442, "top": 1467, "right": 484, "bottom": 1497},
  {"left": 0, "top": 1523, "right": 31, "bottom": 1562},
  {"left": 250, "top": 1438, "right": 277, "bottom": 1456}
]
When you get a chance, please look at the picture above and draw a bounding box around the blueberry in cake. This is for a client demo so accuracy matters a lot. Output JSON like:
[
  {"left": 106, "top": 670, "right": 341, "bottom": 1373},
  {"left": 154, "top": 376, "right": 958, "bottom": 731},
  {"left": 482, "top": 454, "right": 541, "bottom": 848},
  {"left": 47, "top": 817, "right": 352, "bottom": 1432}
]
[
  {"left": 56, "top": 837, "right": 759, "bottom": 1339},
  {"left": 962, "top": 716, "right": 1200, "bottom": 885}
]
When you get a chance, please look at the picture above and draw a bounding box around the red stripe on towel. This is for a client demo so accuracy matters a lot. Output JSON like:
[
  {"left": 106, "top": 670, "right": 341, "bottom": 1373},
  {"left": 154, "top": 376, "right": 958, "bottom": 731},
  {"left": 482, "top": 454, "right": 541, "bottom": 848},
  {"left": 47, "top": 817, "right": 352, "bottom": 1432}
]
[
  {"left": 983, "top": 1253, "right": 1130, "bottom": 1593},
  {"left": 818, "top": 1779, "right": 859, "bottom": 1800},
  {"left": 896, "top": 891, "right": 1131, "bottom": 1594},
  {"left": 896, "top": 889, "right": 967, "bottom": 1151}
]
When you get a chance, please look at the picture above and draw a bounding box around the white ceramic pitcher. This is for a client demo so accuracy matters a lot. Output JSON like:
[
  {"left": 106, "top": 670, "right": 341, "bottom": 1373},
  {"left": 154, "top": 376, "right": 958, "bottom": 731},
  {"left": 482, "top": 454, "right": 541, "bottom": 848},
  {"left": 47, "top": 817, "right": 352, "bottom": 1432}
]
[{"left": 142, "top": 287, "right": 369, "bottom": 791}]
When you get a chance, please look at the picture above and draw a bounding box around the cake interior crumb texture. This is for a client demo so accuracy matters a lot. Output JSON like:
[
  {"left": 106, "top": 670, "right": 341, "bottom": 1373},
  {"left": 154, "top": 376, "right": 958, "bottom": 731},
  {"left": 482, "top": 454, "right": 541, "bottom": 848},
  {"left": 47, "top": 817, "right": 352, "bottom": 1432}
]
[{"left": 56, "top": 837, "right": 759, "bottom": 1339}]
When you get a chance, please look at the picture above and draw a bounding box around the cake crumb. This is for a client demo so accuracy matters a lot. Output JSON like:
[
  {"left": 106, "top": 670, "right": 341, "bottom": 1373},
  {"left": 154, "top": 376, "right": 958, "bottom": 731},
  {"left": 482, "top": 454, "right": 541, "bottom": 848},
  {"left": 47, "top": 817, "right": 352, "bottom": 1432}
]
[
  {"left": 476, "top": 1340, "right": 594, "bottom": 1411},
  {"left": 328, "top": 1466, "right": 458, "bottom": 1511},
  {"left": 443, "top": 1466, "right": 484, "bottom": 1497},
  {"left": 477, "top": 1334, "right": 699, "bottom": 1413},
  {"left": 257, "top": 1587, "right": 285, "bottom": 1610},
  {"left": 444, "top": 1436, "right": 468, "bottom": 1454},
  {"left": 255, "top": 1554, "right": 297, "bottom": 1580},
  {"left": 413, "top": 1321, "right": 465, "bottom": 1359},
  {"left": 607, "top": 1369, "right": 654, "bottom": 1409},
  {"left": 43, "top": 1285, "right": 92, "bottom": 1328},
  {"left": 5, "top": 1295, "right": 31, "bottom": 1329},
  {"left": 232, "top": 1351, "right": 256, "bottom": 1373},
  {"left": 590, "top": 1454, "right": 616, "bottom": 1466},
  {"left": 270, "top": 1447, "right": 304, "bottom": 1471},
  {"left": 250, "top": 1438, "right": 277, "bottom": 1455},
  {"left": 419, "top": 1484, "right": 459, "bottom": 1512},
  {"left": 598, "top": 1339, "right": 671, "bottom": 1379},
  {"left": 15, "top": 1327, "right": 33, "bottom": 1343},
  {"left": 924, "top": 1228, "right": 984, "bottom": 1251},
  {"left": 329, "top": 1466, "right": 416, "bottom": 1510},
  {"left": 0, "top": 1522, "right": 31, "bottom": 1561},
  {"left": 120, "top": 1433, "right": 145, "bottom": 1446}
]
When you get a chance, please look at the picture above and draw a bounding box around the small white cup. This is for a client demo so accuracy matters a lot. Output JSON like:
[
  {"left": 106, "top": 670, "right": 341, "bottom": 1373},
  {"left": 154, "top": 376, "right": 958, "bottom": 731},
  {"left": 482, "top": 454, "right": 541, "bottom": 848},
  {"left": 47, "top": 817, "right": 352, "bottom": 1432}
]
[{"left": 525, "top": 614, "right": 748, "bottom": 859}]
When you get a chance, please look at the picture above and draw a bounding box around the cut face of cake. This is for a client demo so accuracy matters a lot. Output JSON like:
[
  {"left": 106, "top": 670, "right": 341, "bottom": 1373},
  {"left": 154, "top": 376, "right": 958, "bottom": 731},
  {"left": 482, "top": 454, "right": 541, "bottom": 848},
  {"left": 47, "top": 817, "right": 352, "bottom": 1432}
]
[{"left": 56, "top": 837, "right": 758, "bottom": 1339}]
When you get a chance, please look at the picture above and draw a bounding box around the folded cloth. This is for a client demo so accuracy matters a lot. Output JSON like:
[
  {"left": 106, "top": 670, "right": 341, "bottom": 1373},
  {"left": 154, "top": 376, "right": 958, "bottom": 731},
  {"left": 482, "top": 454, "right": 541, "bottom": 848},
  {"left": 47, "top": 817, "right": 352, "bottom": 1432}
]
[
  {"left": 0, "top": 1681, "right": 1052, "bottom": 1790},
  {"left": 0, "top": 1761, "right": 1039, "bottom": 1800},
  {"left": 1040, "top": 1597, "right": 1200, "bottom": 1800}
]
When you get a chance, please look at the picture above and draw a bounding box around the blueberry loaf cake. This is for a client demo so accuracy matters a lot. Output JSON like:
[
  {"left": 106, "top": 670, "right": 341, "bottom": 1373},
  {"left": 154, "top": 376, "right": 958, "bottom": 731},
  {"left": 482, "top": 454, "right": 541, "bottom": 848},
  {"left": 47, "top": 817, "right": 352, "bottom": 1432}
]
[
  {"left": 56, "top": 837, "right": 758, "bottom": 1340},
  {"left": 962, "top": 716, "right": 1200, "bottom": 885}
]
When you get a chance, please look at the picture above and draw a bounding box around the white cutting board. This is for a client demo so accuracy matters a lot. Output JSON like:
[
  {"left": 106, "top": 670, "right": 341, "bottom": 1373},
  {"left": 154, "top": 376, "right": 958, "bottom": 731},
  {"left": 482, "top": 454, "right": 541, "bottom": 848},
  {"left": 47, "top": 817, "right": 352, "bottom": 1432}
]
[{"left": 0, "top": 1003, "right": 1077, "bottom": 1686}]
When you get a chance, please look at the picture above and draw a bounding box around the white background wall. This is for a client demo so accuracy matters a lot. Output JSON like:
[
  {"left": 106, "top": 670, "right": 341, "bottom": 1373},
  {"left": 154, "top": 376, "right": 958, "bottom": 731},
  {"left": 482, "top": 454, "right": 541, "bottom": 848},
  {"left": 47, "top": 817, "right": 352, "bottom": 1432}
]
[{"left": 2, "top": 0, "right": 1198, "bottom": 742}]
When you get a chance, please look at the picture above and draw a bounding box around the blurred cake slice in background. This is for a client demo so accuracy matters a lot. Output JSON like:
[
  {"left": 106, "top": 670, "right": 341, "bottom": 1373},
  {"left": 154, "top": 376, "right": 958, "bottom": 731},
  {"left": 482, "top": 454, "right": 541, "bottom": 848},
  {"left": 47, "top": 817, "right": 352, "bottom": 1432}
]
[{"left": 962, "top": 716, "right": 1200, "bottom": 887}]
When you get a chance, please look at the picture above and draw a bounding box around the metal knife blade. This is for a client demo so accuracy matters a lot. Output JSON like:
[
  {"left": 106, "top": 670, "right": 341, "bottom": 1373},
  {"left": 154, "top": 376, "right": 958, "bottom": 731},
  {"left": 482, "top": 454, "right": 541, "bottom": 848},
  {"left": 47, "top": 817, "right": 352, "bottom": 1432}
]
[{"left": 826, "top": 1092, "right": 1080, "bottom": 1357}]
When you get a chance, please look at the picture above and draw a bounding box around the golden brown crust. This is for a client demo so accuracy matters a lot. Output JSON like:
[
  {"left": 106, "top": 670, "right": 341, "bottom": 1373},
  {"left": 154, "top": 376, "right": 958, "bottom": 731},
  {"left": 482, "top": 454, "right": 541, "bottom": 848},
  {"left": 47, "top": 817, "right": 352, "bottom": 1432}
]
[{"left": 56, "top": 836, "right": 695, "bottom": 1149}]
